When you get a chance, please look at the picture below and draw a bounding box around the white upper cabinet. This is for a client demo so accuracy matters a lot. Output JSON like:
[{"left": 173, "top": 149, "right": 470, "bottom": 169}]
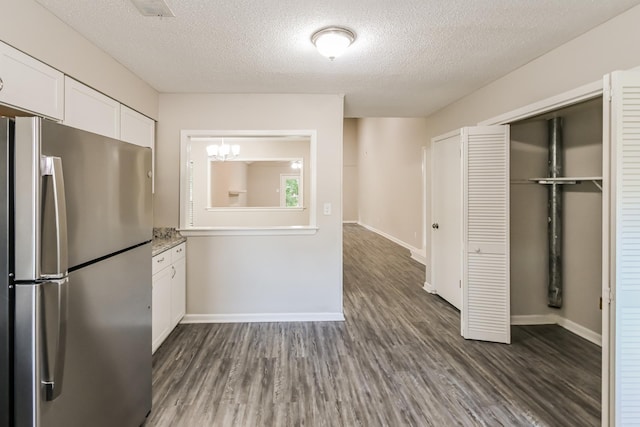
[
  {"left": 120, "top": 105, "right": 155, "bottom": 148},
  {"left": 64, "top": 76, "right": 120, "bottom": 139},
  {"left": 120, "top": 105, "right": 155, "bottom": 192},
  {"left": 0, "top": 41, "right": 64, "bottom": 120}
]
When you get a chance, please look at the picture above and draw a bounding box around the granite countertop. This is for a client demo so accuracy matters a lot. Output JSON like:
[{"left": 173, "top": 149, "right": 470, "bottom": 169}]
[{"left": 152, "top": 228, "right": 186, "bottom": 257}]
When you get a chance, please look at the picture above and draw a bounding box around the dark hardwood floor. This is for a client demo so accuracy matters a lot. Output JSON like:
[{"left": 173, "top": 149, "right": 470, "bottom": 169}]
[{"left": 145, "top": 224, "right": 601, "bottom": 426}]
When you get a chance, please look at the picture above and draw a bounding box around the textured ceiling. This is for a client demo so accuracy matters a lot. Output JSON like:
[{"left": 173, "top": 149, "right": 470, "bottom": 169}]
[{"left": 34, "top": 0, "right": 640, "bottom": 117}]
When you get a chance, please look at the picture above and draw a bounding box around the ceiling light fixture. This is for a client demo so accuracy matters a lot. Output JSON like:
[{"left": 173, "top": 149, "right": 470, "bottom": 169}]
[
  {"left": 311, "top": 26, "right": 356, "bottom": 60},
  {"left": 206, "top": 140, "right": 240, "bottom": 161},
  {"left": 129, "top": 0, "right": 175, "bottom": 17}
]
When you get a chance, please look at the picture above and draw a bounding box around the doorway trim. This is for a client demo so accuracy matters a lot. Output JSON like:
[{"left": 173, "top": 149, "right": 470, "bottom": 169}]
[
  {"left": 421, "top": 146, "right": 428, "bottom": 267},
  {"left": 478, "top": 80, "right": 603, "bottom": 126}
]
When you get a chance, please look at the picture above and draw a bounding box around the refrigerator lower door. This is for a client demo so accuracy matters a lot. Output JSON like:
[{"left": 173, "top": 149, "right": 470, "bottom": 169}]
[{"left": 14, "top": 243, "right": 151, "bottom": 427}]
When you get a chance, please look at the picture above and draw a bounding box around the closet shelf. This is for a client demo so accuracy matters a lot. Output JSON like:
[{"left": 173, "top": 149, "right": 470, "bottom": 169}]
[
  {"left": 529, "top": 176, "right": 603, "bottom": 191},
  {"left": 228, "top": 190, "right": 247, "bottom": 196}
]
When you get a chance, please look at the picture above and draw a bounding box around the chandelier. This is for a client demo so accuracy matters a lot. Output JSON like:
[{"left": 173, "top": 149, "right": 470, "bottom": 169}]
[{"left": 206, "top": 139, "right": 240, "bottom": 161}]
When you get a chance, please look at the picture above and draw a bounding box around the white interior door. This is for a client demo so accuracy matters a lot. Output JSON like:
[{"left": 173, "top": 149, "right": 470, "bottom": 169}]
[
  {"left": 462, "top": 125, "right": 510, "bottom": 344},
  {"left": 431, "top": 131, "right": 462, "bottom": 309},
  {"left": 606, "top": 70, "right": 640, "bottom": 427}
]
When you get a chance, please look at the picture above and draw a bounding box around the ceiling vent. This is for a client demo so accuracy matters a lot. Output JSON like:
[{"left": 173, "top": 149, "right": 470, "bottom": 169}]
[{"left": 129, "top": 0, "right": 175, "bottom": 17}]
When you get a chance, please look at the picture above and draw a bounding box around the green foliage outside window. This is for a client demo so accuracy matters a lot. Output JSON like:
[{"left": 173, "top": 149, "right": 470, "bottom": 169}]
[{"left": 285, "top": 178, "right": 300, "bottom": 207}]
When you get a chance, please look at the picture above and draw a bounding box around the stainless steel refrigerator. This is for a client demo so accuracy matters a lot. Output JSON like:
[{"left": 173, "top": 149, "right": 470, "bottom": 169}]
[{"left": 0, "top": 117, "right": 153, "bottom": 427}]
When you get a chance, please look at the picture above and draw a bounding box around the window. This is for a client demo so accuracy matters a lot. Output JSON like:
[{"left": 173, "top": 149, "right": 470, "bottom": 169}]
[
  {"left": 280, "top": 174, "right": 302, "bottom": 207},
  {"left": 179, "top": 130, "right": 317, "bottom": 233}
]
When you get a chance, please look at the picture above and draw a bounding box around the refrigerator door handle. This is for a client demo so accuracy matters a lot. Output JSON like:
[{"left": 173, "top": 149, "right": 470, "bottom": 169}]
[
  {"left": 40, "top": 156, "right": 68, "bottom": 278},
  {"left": 41, "top": 278, "right": 69, "bottom": 401}
]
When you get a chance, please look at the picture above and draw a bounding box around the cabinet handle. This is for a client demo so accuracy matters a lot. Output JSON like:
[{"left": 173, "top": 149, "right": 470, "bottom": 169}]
[
  {"left": 156, "top": 257, "right": 165, "bottom": 263},
  {"left": 171, "top": 265, "right": 176, "bottom": 279},
  {"left": 0, "top": 77, "right": 3, "bottom": 91}
]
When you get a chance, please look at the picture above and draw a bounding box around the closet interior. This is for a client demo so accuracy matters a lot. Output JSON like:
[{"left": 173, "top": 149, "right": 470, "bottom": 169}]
[{"left": 510, "top": 97, "right": 603, "bottom": 340}]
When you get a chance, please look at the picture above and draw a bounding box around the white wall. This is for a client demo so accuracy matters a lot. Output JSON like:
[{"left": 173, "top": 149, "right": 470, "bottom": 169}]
[
  {"left": 156, "top": 94, "right": 344, "bottom": 318},
  {"left": 423, "top": 3, "right": 640, "bottom": 290},
  {"left": 510, "top": 122, "right": 549, "bottom": 317},
  {"left": 343, "top": 118, "right": 359, "bottom": 222},
  {"left": 562, "top": 101, "right": 603, "bottom": 334},
  {"left": 357, "top": 118, "right": 428, "bottom": 251},
  {"left": 247, "top": 163, "right": 297, "bottom": 207},
  {"left": 210, "top": 162, "right": 248, "bottom": 207},
  {"left": 0, "top": 0, "right": 158, "bottom": 119}
]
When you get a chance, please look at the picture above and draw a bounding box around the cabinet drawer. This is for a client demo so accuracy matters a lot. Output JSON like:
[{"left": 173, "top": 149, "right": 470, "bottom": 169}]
[
  {"left": 152, "top": 251, "right": 170, "bottom": 275},
  {"left": 171, "top": 243, "right": 186, "bottom": 262}
]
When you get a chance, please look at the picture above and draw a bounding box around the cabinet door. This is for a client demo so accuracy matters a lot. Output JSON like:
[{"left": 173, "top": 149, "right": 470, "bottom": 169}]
[
  {"left": 64, "top": 76, "right": 120, "bottom": 138},
  {"left": 0, "top": 41, "right": 64, "bottom": 120},
  {"left": 171, "top": 257, "right": 186, "bottom": 328},
  {"left": 120, "top": 105, "right": 155, "bottom": 192},
  {"left": 461, "top": 125, "right": 510, "bottom": 344},
  {"left": 120, "top": 105, "right": 154, "bottom": 148},
  {"left": 152, "top": 266, "right": 172, "bottom": 354}
]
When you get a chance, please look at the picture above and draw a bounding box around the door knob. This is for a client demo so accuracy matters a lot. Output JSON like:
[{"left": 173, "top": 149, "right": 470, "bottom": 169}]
[{"left": 432, "top": 223, "right": 439, "bottom": 229}]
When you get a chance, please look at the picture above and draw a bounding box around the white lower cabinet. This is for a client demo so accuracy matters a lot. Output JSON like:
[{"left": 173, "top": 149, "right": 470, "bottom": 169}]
[
  {"left": 171, "top": 248, "right": 186, "bottom": 327},
  {"left": 151, "top": 264, "right": 172, "bottom": 353},
  {"left": 152, "top": 242, "right": 186, "bottom": 353}
]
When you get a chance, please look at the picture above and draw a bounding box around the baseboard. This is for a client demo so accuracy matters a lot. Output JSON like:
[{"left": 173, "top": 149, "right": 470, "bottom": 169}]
[
  {"left": 423, "top": 281, "right": 437, "bottom": 294},
  {"left": 510, "top": 314, "right": 557, "bottom": 325},
  {"left": 410, "top": 250, "right": 426, "bottom": 266},
  {"left": 511, "top": 314, "right": 602, "bottom": 347},
  {"left": 358, "top": 222, "right": 423, "bottom": 258},
  {"left": 556, "top": 317, "right": 602, "bottom": 347},
  {"left": 182, "top": 312, "right": 345, "bottom": 324},
  {"left": 342, "top": 220, "right": 358, "bottom": 224}
]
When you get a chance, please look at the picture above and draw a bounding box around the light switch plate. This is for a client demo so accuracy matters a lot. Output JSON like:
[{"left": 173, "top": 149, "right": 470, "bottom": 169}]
[{"left": 323, "top": 202, "right": 332, "bottom": 215}]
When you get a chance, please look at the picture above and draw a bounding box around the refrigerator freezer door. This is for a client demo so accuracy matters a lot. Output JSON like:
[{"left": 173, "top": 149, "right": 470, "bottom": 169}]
[
  {"left": 40, "top": 156, "right": 68, "bottom": 279},
  {"left": 14, "top": 118, "right": 152, "bottom": 278},
  {"left": 14, "top": 243, "right": 152, "bottom": 427}
]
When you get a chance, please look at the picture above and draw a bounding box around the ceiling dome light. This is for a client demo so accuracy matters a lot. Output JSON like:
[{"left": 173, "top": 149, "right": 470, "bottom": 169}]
[{"left": 311, "top": 27, "right": 356, "bottom": 60}]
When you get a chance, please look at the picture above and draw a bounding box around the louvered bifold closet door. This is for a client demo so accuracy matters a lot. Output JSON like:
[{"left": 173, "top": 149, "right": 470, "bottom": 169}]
[
  {"left": 462, "top": 126, "right": 510, "bottom": 344},
  {"left": 610, "top": 71, "right": 640, "bottom": 426}
]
